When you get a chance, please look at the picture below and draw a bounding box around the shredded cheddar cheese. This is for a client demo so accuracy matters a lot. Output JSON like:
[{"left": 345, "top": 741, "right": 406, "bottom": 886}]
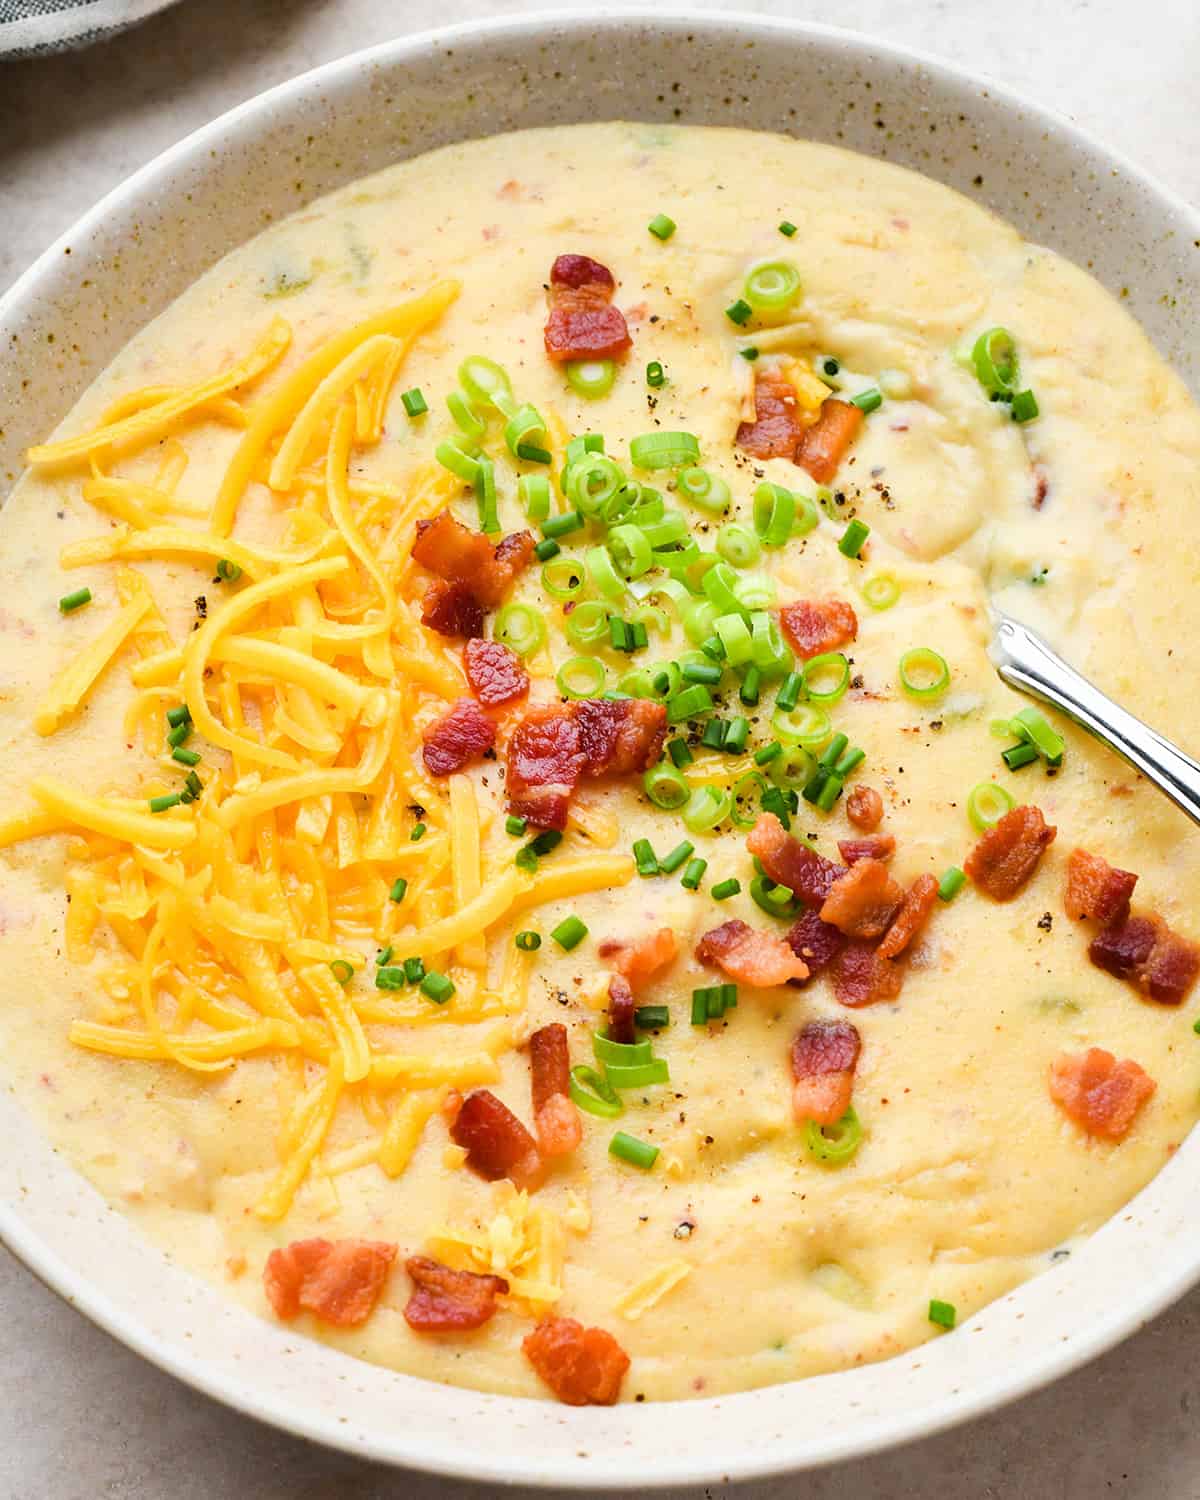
[
  {"left": 429, "top": 1185, "right": 566, "bottom": 1315},
  {"left": 613, "top": 1259, "right": 693, "bottom": 1321}
]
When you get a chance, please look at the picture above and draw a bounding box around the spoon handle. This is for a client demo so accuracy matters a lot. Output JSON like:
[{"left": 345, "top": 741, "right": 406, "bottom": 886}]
[{"left": 992, "top": 615, "right": 1200, "bottom": 828}]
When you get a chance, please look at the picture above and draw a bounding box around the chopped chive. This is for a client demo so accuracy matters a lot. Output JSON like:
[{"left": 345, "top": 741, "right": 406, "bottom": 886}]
[
  {"left": 635, "top": 1004, "right": 670, "bottom": 1029},
  {"left": 833, "top": 745, "right": 865, "bottom": 777},
  {"left": 739, "top": 346, "right": 760, "bottom": 361},
  {"left": 680, "top": 857, "right": 708, "bottom": 891},
  {"left": 410, "top": 822, "right": 427, "bottom": 841},
  {"left": 659, "top": 839, "right": 694, "bottom": 875},
  {"left": 551, "top": 915, "right": 588, "bottom": 951},
  {"left": 215, "top": 558, "right": 242, "bottom": 583},
  {"left": 58, "top": 587, "right": 92, "bottom": 613},
  {"left": 725, "top": 298, "right": 753, "bottom": 326},
  {"left": 819, "top": 733, "right": 850, "bottom": 771},
  {"left": 838, "top": 519, "right": 870, "bottom": 558},
  {"left": 701, "top": 718, "right": 727, "bottom": 751},
  {"left": 755, "top": 740, "right": 783, "bottom": 766},
  {"left": 700, "top": 635, "right": 726, "bottom": 663},
  {"left": 928, "top": 1299, "right": 957, "bottom": 1330},
  {"left": 739, "top": 666, "right": 761, "bottom": 707},
  {"left": 849, "top": 387, "right": 882, "bottom": 414},
  {"left": 776, "top": 671, "right": 803, "bottom": 712},
  {"left": 166, "top": 721, "right": 191, "bottom": 748},
  {"left": 148, "top": 793, "right": 182, "bottom": 813},
  {"left": 403, "top": 956, "right": 426, "bottom": 985},
  {"left": 375, "top": 966, "right": 406, "bottom": 990},
  {"left": 1011, "top": 706, "right": 1065, "bottom": 767},
  {"left": 609, "top": 1131, "right": 659, "bottom": 1170},
  {"left": 517, "top": 442, "right": 552, "bottom": 465},
  {"left": 609, "top": 617, "right": 631, "bottom": 652},
  {"left": 648, "top": 212, "right": 677, "bottom": 241},
  {"left": 165, "top": 704, "right": 191, "bottom": 729},
  {"left": 171, "top": 746, "right": 201, "bottom": 766},
  {"left": 646, "top": 360, "right": 666, "bottom": 388},
  {"left": 390, "top": 877, "right": 408, "bottom": 903},
  {"left": 421, "top": 970, "right": 455, "bottom": 1004},
  {"left": 181, "top": 770, "right": 203, "bottom": 801},
  {"left": 630, "top": 620, "right": 648, "bottom": 651},
  {"left": 691, "top": 988, "right": 711, "bottom": 1025},
  {"left": 542, "top": 509, "right": 584, "bottom": 540},
  {"left": 723, "top": 716, "right": 750, "bottom": 754},
  {"left": 802, "top": 768, "right": 828, "bottom": 806},
  {"left": 1002, "top": 740, "right": 1040, "bottom": 771},
  {"left": 633, "top": 838, "right": 659, "bottom": 877},
  {"left": 779, "top": 220, "right": 798, "bottom": 237},
  {"left": 815, "top": 773, "right": 844, "bottom": 812},
  {"left": 376, "top": 945, "right": 394, "bottom": 966},
  {"left": 667, "top": 737, "right": 694, "bottom": 769},
  {"left": 681, "top": 660, "right": 722, "bottom": 685},
  {"left": 529, "top": 829, "right": 563, "bottom": 857},
  {"left": 515, "top": 846, "right": 539, "bottom": 873},
  {"left": 401, "top": 387, "right": 428, "bottom": 418},
  {"left": 505, "top": 814, "right": 528, "bottom": 837},
  {"left": 760, "top": 784, "right": 795, "bottom": 827},
  {"left": 515, "top": 930, "right": 542, "bottom": 951},
  {"left": 711, "top": 877, "right": 741, "bottom": 901},
  {"left": 937, "top": 866, "right": 966, "bottom": 902},
  {"left": 329, "top": 959, "right": 354, "bottom": 985},
  {"left": 1011, "top": 389, "right": 1039, "bottom": 423},
  {"left": 535, "top": 537, "right": 561, "bottom": 562}
]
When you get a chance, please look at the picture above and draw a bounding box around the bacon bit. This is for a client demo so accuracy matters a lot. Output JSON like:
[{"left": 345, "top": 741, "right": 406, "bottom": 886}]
[
  {"left": 1089, "top": 913, "right": 1200, "bottom": 1005},
  {"left": 795, "top": 398, "right": 864, "bottom": 484},
  {"left": 746, "top": 813, "right": 846, "bottom": 905},
  {"left": 696, "top": 918, "right": 810, "bottom": 987},
  {"left": 1143, "top": 927, "right": 1200, "bottom": 1005},
  {"left": 263, "top": 1238, "right": 397, "bottom": 1327},
  {"left": 575, "top": 697, "right": 668, "bottom": 776},
  {"left": 1048, "top": 1048, "right": 1156, "bottom": 1142},
  {"left": 820, "top": 859, "right": 904, "bottom": 940},
  {"left": 845, "top": 784, "right": 884, "bottom": 831},
  {"left": 403, "top": 1255, "right": 508, "bottom": 1332},
  {"left": 523, "top": 1316, "right": 630, "bottom": 1406},
  {"left": 963, "top": 804, "right": 1057, "bottom": 901},
  {"left": 421, "top": 579, "right": 485, "bottom": 639},
  {"left": 412, "top": 509, "right": 534, "bottom": 608},
  {"left": 422, "top": 697, "right": 496, "bottom": 777},
  {"left": 779, "top": 597, "right": 858, "bottom": 661},
  {"left": 790, "top": 1018, "right": 861, "bottom": 1125},
  {"left": 878, "top": 873, "right": 939, "bottom": 959},
  {"left": 831, "top": 939, "right": 904, "bottom": 1008},
  {"left": 529, "top": 1023, "right": 581, "bottom": 1158},
  {"left": 450, "top": 1088, "right": 544, "bottom": 1191},
  {"left": 1064, "top": 848, "right": 1137, "bottom": 925},
  {"left": 606, "top": 974, "right": 637, "bottom": 1045},
  {"left": 597, "top": 927, "right": 678, "bottom": 989},
  {"left": 1089, "top": 912, "right": 1158, "bottom": 981},
  {"left": 506, "top": 706, "right": 583, "bottom": 830},
  {"left": 544, "top": 254, "right": 631, "bottom": 363},
  {"left": 838, "top": 834, "right": 895, "bottom": 865},
  {"left": 735, "top": 365, "right": 804, "bottom": 460},
  {"left": 785, "top": 908, "right": 845, "bottom": 980},
  {"left": 463, "top": 637, "right": 529, "bottom": 708}
]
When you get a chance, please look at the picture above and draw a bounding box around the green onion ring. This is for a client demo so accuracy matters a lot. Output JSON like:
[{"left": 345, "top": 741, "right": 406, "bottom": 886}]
[
  {"left": 493, "top": 602, "right": 546, "bottom": 657},
  {"left": 716, "top": 522, "right": 761, "bottom": 569},
  {"left": 802, "top": 651, "right": 851, "bottom": 705},
  {"left": 735, "top": 573, "right": 778, "bottom": 612},
  {"left": 682, "top": 599, "right": 720, "bottom": 647},
  {"left": 971, "top": 327, "right": 1019, "bottom": 397},
  {"left": 631, "top": 603, "right": 670, "bottom": 636},
  {"left": 446, "top": 388, "right": 486, "bottom": 439},
  {"left": 714, "top": 612, "right": 754, "bottom": 666},
  {"left": 504, "top": 402, "right": 548, "bottom": 459},
  {"left": 862, "top": 572, "right": 901, "bottom": 611},
  {"left": 898, "top": 647, "right": 951, "bottom": 701},
  {"left": 681, "top": 785, "right": 732, "bottom": 833},
  {"left": 541, "top": 556, "right": 584, "bottom": 600},
  {"left": 518, "top": 472, "right": 551, "bottom": 523},
  {"left": 566, "top": 359, "right": 617, "bottom": 399},
  {"left": 753, "top": 481, "right": 796, "bottom": 546},
  {"left": 556, "top": 656, "right": 607, "bottom": 698},
  {"left": 564, "top": 600, "right": 611, "bottom": 648},
  {"left": 792, "top": 493, "right": 821, "bottom": 536},
  {"left": 731, "top": 770, "right": 768, "bottom": 829},
  {"left": 584, "top": 544, "right": 626, "bottom": 603},
  {"left": 643, "top": 761, "right": 691, "bottom": 811},
  {"left": 750, "top": 611, "right": 792, "bottom": 677},
  {"left": 773, "top": 702, "right": 833, "bottom": 750},
  {"left": 767, "top": 742, "right": 816, "bottom": 788},
  {"left": 459, "top": 354, "right": 517, "bottom": 416},
  {"left": 677, "top": 466, "right": 732, "bottom": 515},
  {"left": 640, "top": 510, "right": 690, "bottom": 550},
  {"left": 604, "top": 1058, "right": 671, "bottom": 1089},
  {"left": 434, "top": 437, "right": 481, "bottom": 484},
  {"left": 967, "top": 781, "right": 1014, "bottom": 832},
  {"left": 743, "top": 258, "right": 802, "bottom": 313},
  {"left": 749, "top": 873, "right": 803, "bottom": 920},
  {"left": 592, "top": 1030, "right": 654, "bottom": 1066},
  {"left": 805, "top": 1106, "right": 864, "bottom": 1166},
  {"left": 569, "top": 1064, "right": 623, "bottom": 1118},
  {"left": 629, "top": 431, "right": 702, "bottom": 470},
  {"left": 607, "top": 523, "right": 654, "bottom": 580},
  {"left": 701, "top": 561, "right": 748, "bottom": 620},
  {"left": 568, "top": 454, "right": 625, "bottom": 517}
]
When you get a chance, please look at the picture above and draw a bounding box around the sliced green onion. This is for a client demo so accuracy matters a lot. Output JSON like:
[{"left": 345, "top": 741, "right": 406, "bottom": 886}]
[
  {"left": 556, "top": 656, "right": 606, "bottom": 699},
  {"left": 630, "top": 431, "right": 701, "bottom": 470},
  {"left": 803, "top": 651, "right": 851, "bottom": 705},
  {"left": 447, "top": 388, "right": 487, "bottom": 439},
  {"left": 515, "top": 930, "right": 542, "bottom": 951},
  {"left": 609, "top": 617, "right": 633, "bottom": 653},
  {"left": 743, "top": 259, "right": 802, "bottom": 314},
  {"left": 166, "top": 722, "right": 191, "bottom": 749},
  {"left": 633, "top": 838, "right": 659, "bottom": 877},
  {"left": 534, "top": 538, "right": 560, "bottom": 562},
  {"left": 681, "top": 600, "right": 719, "bottom": 649},
  {"left": 165, "top": 704, "right": 191, "bottom": 728},
  {"left": 635, "top": 1004, "right": 670, "bottom": 1029},
  {"left": 739, "top": 666, "right": 762, "bottom": 707},
  {"left": 898, "top": 647, "right": 950, "bottom": 701},
  {"left": 609, "top": 1131, "right": 659, "bottom": 1169},
  {"left": 593, "top": 1031, "right": 654, "bottom": 1067},
  {"left": 667, "top": 684, "right": 714, "bottom": 723},
  {"left": 815, "top": 773, "right": 844, "bottom": 812},
  {"left": 419, "top": 970, "right": 455, "bottom": 1004},
  {"left": 504, "top": 402, "right": 548, "bottom": 459},
  {"left": 971, "top": 327, "right": 1018, "bottom": 398},
  {"left": 640, "top": 510, "right": 690, "bottom": 550},
  {"left": 816, "top": 355, "right": 841, "bottom": 384},
  {"left": 700, "top": 717, "right": 726, "bottom": 751},
  {"left": 375, "top": 945, "right": 394, "bottom": 967},
  {"left": 410, "top": 822, "right": 427, "bottom": 841},
  {"left": 648, "top": 212, "right": 677, "bottom": 241},
  {"left": 58, "top": 587, "right": 93, "bottom": 613},
  {"left": 725, "top": 298, "right": 753, "bottom": 326},
  {"left": 494, "top": 602, "right": 546, "bottom": 657},
  {"left": 1002, "top": 740, "right": 1040, "bottom": 771},
  {"left": 149, "top": 793, "right": 182, "bottom": 813},
  {"left": 551, "top": 915, "right": 588, "bottom": 951},
  {"left": 505, "top": 814, "right": 528, "bottom": 837},
  {"left": 740, "top": 345, "right": 760, "bottom": 362},
  {"left": 517, "top": 442, "right": 552, "bottom": 465},
  {"left": 681, "top": 660, "right": 721, "bottom": 686},
  {"left": 928, "top": 1299, "right": 957, "bottom": 1330},
  {"left": 862, "top": 572, "right": 900, "bottom": 611},
  {"left": 646, "top": 360, "right": 666, "bottom": 388},
  {"left": 710, "top": 618, "right": 751, "bottom": 673},
  {"left": 711, "top": 877, "right": 741, "bottom": 901},
  {"left": 1011, "top": 706, "right": 1065, "bottom": 767},
  {"left": 715, "top": 522, "right": 760, "bottom": 569},
  {"left": 773, "top": 702, "right": 832, "bottom": 751},
  {"left": 834, "top": 745, "right": 865, "bottom": 777},
  {"left": 542, "top": 508, "right": 584, "bottom": 540},
  {"left": 215, "top": 558, "right": 242, "bottom": 583},
  {"left": 375, "top": 966, "right": 405, "bottom": 990},
  {"left": 570, "top": 1065, "right": 623, "bottom": 1118},
  {"left": 838, "top": 519, "right": 870, "bottom": 558},
  {"left": 643, "top": 760, "right": 690, "bottom": 810},
  {"left": 967, "top": 781, "right": 1014, "bottom": 832},
  {"left": 701, "top": 561, "right": 749, "bottom": 620},
  {"left": 605, "top": 1058, "right": 671, "bottom": 1089},
  {"left": 731, "top": 770, "right": 767, "bottom": 829},
  {"left": 750, "top": 612, "right": 792, "bottom": 678},
  {"left": 755, "top": 740, "right": 783, "bottom": 766},
  {"left": 724, "top": 717, "right": 749, "bottom": 754},
  {"left": 754, "top": 482, "right": 796, "bottom": 547},
  {"left": 565, "top": 600, "right": 611, "bottom": 648},
  {"left": 586, "top": 545, "right": 627, "bottom": 603},
  {"left": 776, "top": 671, "right": 803, "bottom": 713},
  {"left": 389, "top": 877, "right": 408, "bottom": 903},
  {"left": 403, "top": 957, "right": 426, "bottom": 985},
  {"left": 567, "top": 359, "right": 617, "bottom": 399},
  {"left": 435, "top": 436, "right": 481, "bottom": 484},
  {"left": 541, "top": 555, "right": 584, "bottom": 600},
  {"left": 659, "top": 840, "right": 694, "bottom": 875},
  {"left": 818, "top": 733, "right": 849, "bottom": 772},
  {"left": 1011, "top": 389, "right": 1039, "bottom": 423},
  {"left": 779, "top": 220, "right": 798, "bottom": 237},
  {"left": 666, "top": 736, "right": 693, "bottom": 768},
  {"left": 400, "top": 387, "right": 427, "bottom": 418},
  {"left": 459, "top": 355, "right": 516, "bottom": 416},
  {"left": 608, "top": 523, "right": 654, "bottom": 580},
  {"left": 938, "top": 867, "right": 966, "bottom": 902},
  {"left": 568, "top": 454, "right": 624, "bottom": 516},
  {"left": 171, "top": 746, "right": 201, "bottom": 767},
  {"left": 677, "top": 467, "right": 731, "bottom": 516},
  {"left": 475, "top": 454, "right": 499, "bottom": 534},
  {"left": 768, "top": 743, "right": 816, "bottom": 788},
  {"left": 682, "top": 786, "right": 731, "bottom": 834},
  {"left": 848, "top": 387, "right": 882, "bottom": 414},
  {"left": 680, "top": 856, "right": 708, "bottom": 890},
  {"left": 749, "top": 874, "right": 802, "bottom": 920},
  {"left": 329, "top": 959, "right": 354, "bottom": 985},
  {"left": 805, "top": 1106, "right": 864, "bottom": 1165}
]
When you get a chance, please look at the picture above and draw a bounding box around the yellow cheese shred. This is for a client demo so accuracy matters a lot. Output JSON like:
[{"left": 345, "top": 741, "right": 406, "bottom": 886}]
[
  {"left": 613, "top": 1260, "right": 693, "bottom": 1321},
  {"left": 34, "top": 589, "right": 153, "bottom": 735}
]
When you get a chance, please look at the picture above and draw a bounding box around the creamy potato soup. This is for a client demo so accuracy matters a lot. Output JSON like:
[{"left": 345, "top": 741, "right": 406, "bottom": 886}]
[{"left": 2, "top": 122, "right": 1200, "bottom": 1406}]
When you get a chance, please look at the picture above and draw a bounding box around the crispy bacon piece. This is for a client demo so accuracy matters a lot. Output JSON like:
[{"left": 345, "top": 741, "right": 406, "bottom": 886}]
[
  {"left": 463, "top": 637, "right": 529, "bottom": 708},
  {"left": 529, "top": 1023, "right": 581, "bottom": 1158},
  {"left": 1064, "top": 848, "right": 1138, "bottom": 925},
  {"left": 263, "top": 1238, "right": 397, "bottom": 1327},
  {"left": 575, "top": 697, "right": 668, "bottom": 776},
  {"left": 544, "top": 254, "right": 631, "bottom": 363},
  {"left": 790, "top": 1018, "right": 862, "bottom": 1125},
  {"left": 963, "top": 804, "right": 1057, "bottom": 901},
  {"left": 831, "top": 939, "right": 904, "bottom": 1008},
  {"left": 696, "top": 918, "right": 810, "bottom": 987},
  {"left": 746, "top": 813, "right": 846, "bottom": 906},
  {"left": 421, "top": 579, "right": 484, "bottom": 639},
  {"left": 422, "top": 697, "right": 496, "bottom": 777},
  {"left": 779, "top": 597, "right": 859, "bottom": 661},
  {"left": 412, "top": 509, "right": 534, "bottom": 608},
  {"left": 820, "top": 859, "right": 904, "bottom": 940},
  {"left": 450, "top": 1088, "right": 544, "bottom": 1190},
  {"left": 1048, "top": 1048, "right": 1156, "bottom": 1142},
  {"left": 505, "top": 706, "right": 584, "bottom": 830},
  {"left": 1089, "top": 913, "right": 1200, "bottom": 1005},
  {"left": 523, "top": 1316, "right": 630, "bottom": 1406},
  {"left": 785, "top": 908, "right": 845, "bottom": 980},
  {"left": 605, "top": 974, "right": 637, "bottom": 1046},
  {"left": 795, "top": 397, "right": 864, "bottom": 484},
  {"left": 838, "top": 834, "right": 895, "bottom": 865},
  {"left": 597, "top": 927, "right": 678, "bottom": 989},
  {"left": 735, "top": 365, "right": 805, "bottom": 460},
  {"left": 403, "top": 1255, "right": 508, "bottom": 1332},
  {"left": 1143, "top": 926, "right": 1200, "bottom": 1005},
  {"left": 845, "top": 784, "right": 884, "bottom": 831},
  {"left": 1089, "top": 913, "right": 1157, "bottom": 981},
  {"left": 878, "top": 873, "right": 939, "bottom": 959}
]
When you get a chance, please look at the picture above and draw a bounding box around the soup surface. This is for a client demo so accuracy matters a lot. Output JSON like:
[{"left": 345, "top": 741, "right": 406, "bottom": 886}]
[{"left": 2, "top": 122, "right": 1200, "bottom": 1405}]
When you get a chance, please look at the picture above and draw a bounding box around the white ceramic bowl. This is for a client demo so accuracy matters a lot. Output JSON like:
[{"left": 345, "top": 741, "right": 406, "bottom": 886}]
[{"left": 3, "top": 12, "right": 1199, "bottom": 1487}]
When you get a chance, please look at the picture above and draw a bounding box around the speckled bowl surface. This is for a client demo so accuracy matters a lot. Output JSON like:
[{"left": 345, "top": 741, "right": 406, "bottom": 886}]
[{"left": 2, "top": 11, "right": 1199, "bottom": 1487}]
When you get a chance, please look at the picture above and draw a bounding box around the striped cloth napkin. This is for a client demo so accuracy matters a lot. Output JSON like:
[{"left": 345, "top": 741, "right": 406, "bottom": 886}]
[{"left": 0, "top": 0, "right": 181, "bottom": 57}]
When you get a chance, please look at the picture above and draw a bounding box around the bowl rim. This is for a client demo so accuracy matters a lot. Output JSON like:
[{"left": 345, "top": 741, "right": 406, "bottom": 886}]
[{"left": 3, "top": 8, "right": 1200, "bottom": 1486}]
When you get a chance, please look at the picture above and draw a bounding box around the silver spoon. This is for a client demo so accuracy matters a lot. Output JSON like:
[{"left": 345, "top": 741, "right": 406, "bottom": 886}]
[{"left": 992, "top": 615, "right": 1200, "bottom": 828}]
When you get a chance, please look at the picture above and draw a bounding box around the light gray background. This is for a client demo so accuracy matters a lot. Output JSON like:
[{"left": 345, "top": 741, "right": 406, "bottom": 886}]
[{"left": 2, "top": 1, "right": 1199, "bottom": 1495}]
